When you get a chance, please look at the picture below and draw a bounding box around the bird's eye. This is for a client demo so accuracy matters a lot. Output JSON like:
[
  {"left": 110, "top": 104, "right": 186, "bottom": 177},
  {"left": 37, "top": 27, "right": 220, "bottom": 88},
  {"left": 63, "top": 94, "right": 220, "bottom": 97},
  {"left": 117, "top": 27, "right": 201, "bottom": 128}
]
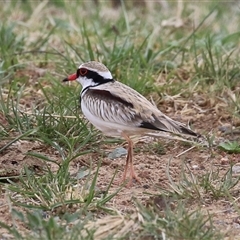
[{"left": 79, "top": 68, "right": 88, "bottom": 76}]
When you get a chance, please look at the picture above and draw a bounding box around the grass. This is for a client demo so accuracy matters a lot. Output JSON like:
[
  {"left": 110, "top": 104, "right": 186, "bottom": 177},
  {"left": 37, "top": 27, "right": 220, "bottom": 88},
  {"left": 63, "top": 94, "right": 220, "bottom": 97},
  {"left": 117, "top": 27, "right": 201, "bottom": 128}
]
[
  {"left": 165, "top": 159, "right": 240, "bottom": 202},
  {"left": 219, "top": 141, "right": 240, "bottom": 154},
  {"left": 0, "top": 1, "right": 240, "bottom": 239}
]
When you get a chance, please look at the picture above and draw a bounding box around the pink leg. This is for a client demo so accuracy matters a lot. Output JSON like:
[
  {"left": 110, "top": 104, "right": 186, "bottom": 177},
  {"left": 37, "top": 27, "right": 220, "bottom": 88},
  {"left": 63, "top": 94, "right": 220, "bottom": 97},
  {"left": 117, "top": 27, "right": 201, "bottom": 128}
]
[
  {"left": 121, "top": 146, "right": 130, "bottom": 183},
  {"left": 119, "top": 133, "right": 141, "bottom": 186}
]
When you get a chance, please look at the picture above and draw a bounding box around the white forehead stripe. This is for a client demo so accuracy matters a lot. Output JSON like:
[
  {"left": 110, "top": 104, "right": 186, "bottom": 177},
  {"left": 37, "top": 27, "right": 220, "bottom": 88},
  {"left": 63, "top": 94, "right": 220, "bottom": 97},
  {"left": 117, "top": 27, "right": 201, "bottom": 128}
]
[
  {"left": 79, "top": 62, "right": 113, "bottom": 79},
  {"left": 92, "top": 69, "right": 113, "bottom": 79}
]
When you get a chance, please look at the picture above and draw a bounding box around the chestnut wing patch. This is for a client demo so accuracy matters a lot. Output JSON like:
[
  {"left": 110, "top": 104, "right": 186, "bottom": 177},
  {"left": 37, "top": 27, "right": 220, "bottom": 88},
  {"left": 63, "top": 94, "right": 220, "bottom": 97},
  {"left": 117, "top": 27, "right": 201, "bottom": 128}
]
[{"left": 89, "top": 89, "right": 134, "bottom": 108}]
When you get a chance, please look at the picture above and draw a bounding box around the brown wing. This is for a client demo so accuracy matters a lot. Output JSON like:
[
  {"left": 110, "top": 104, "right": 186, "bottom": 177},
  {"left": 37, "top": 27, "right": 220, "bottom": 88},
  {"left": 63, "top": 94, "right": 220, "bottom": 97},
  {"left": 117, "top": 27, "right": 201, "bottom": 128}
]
[{"left": 83, "top": 81, "right": 199, "bottom": 137}]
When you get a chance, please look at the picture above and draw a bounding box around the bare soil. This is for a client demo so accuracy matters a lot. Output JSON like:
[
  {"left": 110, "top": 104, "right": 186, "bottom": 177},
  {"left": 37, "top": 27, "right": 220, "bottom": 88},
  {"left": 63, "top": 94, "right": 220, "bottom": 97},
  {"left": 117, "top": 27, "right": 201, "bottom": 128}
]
[{"left": 0, "top": 108, "right": 240, "bottom": 238}]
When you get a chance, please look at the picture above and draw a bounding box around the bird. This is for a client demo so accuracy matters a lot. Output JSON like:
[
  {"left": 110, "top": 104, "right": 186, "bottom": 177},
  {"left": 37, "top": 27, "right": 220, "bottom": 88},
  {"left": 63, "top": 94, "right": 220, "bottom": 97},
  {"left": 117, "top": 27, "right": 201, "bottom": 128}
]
[{"left": 63, "top": 61, "right": 200, "bottom": 186}]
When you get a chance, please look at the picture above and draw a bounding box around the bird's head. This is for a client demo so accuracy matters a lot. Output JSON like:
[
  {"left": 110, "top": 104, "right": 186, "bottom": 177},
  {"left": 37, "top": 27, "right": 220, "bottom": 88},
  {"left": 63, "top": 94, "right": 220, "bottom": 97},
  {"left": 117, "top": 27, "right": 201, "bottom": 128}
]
[{"left": 63, "top": 61, "right": 113, "bottom": 91}]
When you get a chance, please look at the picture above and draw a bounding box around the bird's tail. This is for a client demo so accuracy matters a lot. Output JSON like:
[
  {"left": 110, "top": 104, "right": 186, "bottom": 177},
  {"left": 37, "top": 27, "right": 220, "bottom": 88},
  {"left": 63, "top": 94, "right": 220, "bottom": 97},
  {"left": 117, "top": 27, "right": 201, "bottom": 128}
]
[{"left": 152, "top": 114, "right": 200, "bottom": 138}]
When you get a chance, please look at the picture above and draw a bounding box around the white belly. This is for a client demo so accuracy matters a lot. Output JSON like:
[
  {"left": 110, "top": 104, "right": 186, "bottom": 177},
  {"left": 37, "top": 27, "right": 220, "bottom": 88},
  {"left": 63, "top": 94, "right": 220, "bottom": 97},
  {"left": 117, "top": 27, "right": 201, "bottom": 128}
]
[{"left": 81, "top": 100, "right": 123, "bottom": 137}]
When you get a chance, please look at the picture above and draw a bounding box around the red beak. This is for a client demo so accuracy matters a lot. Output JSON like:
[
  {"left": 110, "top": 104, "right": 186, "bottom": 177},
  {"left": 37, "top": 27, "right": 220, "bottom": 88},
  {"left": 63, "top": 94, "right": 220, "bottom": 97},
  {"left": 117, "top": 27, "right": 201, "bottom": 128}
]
[{"left": 63, "top": 73, "right": 77, "bottom": 82}]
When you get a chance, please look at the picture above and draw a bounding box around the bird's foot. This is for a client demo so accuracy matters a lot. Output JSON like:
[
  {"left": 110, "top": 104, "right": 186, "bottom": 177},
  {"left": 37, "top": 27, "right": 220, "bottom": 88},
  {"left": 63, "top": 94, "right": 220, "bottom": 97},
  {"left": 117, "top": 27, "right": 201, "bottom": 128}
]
[{"left": 116, "top": 172, "right": 141, "bottom": 187}]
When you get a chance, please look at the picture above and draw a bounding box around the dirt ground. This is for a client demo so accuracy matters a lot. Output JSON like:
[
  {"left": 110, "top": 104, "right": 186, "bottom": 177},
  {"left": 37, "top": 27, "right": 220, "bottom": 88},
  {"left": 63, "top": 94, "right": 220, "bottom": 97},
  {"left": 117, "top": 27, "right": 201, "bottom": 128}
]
[{"left": 0, "top": 109, "right": 240, "bottom": 238}]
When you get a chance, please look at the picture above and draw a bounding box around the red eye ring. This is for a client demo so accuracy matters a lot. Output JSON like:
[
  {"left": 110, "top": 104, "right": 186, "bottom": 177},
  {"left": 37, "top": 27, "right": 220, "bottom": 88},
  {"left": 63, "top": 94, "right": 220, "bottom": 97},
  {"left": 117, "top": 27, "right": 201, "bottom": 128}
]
[{"left": 79, "top": 68, "right": 88, "bottom": 76}]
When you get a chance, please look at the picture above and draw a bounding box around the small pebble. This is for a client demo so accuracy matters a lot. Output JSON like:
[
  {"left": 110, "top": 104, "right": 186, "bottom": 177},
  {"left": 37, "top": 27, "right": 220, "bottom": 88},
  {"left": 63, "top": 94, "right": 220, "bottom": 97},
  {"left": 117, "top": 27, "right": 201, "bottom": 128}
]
[
  {"left": 192, "top": 165, "right": 199, "bottom": 170},
  {"left": 108, "top": 147, "right": 127, "bottom": 160},
  {"left": 218, "top": 125, "right": 232, "bottom": 133},
  {"left": 77, "top": 169, "right": 90, "bottom": 179},
  {"left": 220, "top": 157, "right": 229, "bottom": 165},
  {"left": 232, "top": 165, "right": 240, "bottom": 174}
]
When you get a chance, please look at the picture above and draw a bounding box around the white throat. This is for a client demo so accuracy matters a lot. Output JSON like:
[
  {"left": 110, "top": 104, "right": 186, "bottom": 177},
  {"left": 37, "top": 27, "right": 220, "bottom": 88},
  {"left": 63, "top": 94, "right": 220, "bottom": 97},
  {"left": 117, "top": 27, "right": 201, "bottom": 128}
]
[{"left": 77, "top": 77, "right": 96, "bottom": 95}]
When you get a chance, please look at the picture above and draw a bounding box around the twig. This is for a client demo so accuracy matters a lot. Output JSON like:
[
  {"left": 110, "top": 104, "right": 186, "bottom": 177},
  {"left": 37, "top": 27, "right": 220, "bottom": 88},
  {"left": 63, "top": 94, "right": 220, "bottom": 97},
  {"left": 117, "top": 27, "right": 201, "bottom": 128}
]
[{"left": 175, "top": 146, "right": 196, "bottom": 158}]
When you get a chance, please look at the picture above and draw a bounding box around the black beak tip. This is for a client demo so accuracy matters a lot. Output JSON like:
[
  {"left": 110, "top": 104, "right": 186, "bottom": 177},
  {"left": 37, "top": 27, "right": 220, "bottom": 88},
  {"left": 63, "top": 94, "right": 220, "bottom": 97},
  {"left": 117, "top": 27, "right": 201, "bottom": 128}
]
[{"left": 62, "top": 78, "right": 69, "bottom": 82}]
